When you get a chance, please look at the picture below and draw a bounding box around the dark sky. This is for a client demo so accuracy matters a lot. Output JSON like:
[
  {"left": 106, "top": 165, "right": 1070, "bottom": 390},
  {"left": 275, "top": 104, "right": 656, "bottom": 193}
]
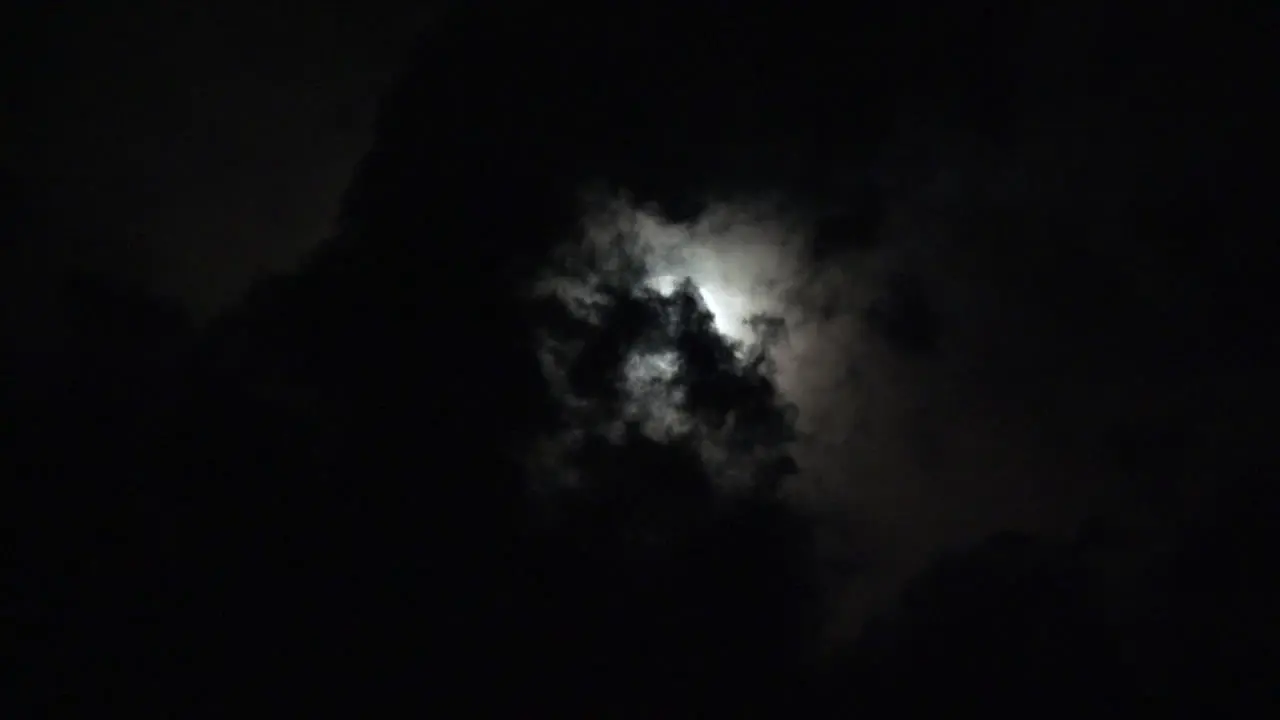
[
  {"left": 4, "top": 0, "right": 1272, "bottom": 629},
  {"left": 3, "top": 1, "right": 431, "bottom": 317},
  {"left": 9, "top": 4, "right": 1279, "bottom": 711},
  {"left": 6, "top": 0, "right": 1271, "bottom": 597},
  {"left": 311, "top": 1, "right": 1275, "bottom": 640}
]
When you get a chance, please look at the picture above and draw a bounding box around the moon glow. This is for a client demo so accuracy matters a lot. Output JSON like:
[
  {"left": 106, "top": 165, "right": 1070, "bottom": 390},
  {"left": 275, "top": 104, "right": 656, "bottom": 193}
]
[{"left": 531, "top": 192, "right": 869, "bottom": 495}]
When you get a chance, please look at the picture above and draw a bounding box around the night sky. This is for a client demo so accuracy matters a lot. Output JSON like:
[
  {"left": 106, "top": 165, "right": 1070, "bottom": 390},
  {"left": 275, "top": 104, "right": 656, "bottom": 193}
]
[
  {"left": 8, "top": 2, "right": 1278, "bottom": 714},
  {"left": 3, "top": 1, "right": 429, "bottom": 315}
]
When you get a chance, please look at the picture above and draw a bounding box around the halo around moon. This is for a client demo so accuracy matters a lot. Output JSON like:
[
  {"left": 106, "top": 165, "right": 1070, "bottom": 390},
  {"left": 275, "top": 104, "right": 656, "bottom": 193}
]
[{"left": 530, "top": 192, "right": 870, "bottom": 497}]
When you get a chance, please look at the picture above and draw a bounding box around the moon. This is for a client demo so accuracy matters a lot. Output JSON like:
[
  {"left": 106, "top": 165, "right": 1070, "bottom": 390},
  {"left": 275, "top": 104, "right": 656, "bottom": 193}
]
[
  {"left": 533, "top": 192, "right": 870, "bottom": 495},
  {"left": 643, "top": 273, "right": 757, "bottom": 348},
  {"left": 623, "top": 202, "right": 817, "bottom": 354}
]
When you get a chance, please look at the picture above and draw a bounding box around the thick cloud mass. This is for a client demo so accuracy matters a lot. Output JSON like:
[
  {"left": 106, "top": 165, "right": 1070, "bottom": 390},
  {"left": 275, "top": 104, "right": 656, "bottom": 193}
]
[
  {"left": 532, "top": 193, "right": 869, "bottom": 501},
  {"left": 629, "top": 207, "right": 804, "bottom": 349}
]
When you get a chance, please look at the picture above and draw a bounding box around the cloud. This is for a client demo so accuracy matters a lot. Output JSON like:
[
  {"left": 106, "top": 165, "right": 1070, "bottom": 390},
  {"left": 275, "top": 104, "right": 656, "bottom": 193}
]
[{"left": 529, "top": 192, "right": 877, "bottom": 500}]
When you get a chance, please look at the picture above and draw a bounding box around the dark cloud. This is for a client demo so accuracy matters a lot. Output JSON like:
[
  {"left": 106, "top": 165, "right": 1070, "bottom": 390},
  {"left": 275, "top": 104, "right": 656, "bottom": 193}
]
[
  {"left": 9, "top": 1, "right": 1278, "bottom": 714},
  {"left": 1, "top": 1, "right": 429, "bottom": 316},
  {"left": 862, "top": 272, "right": 940, "bottom": 357}
]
